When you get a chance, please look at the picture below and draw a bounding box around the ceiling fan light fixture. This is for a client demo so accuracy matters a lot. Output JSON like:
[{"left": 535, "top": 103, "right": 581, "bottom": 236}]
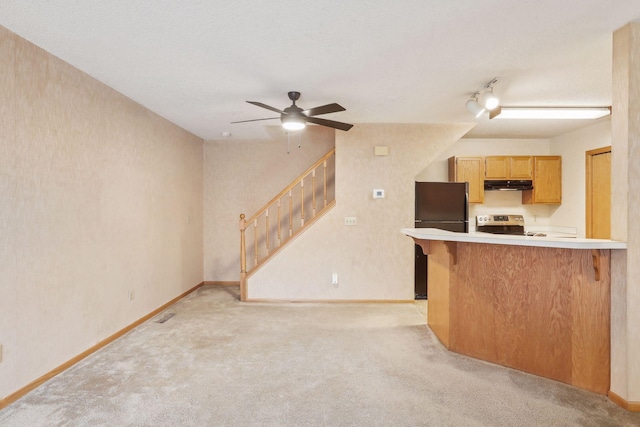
[
  {"left": 233, "top": 91, "right": 352, "bottom": 134},
  {"left": 282, "top": 116, "right": 306, "bottom": 131},
  {"left": 466, "top": 98, "right": 486, "bottom": 118}
]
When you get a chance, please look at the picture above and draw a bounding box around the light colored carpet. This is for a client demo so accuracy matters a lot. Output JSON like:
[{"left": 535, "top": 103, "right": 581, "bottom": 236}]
[{"left": 1, "top": 286, "right": 639, "bottom": 426}]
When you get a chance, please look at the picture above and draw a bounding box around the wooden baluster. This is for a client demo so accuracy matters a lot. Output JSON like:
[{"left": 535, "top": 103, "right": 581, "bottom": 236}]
[
  {"left": 312, "top": 169, "right": 316, "bottom": 217},
  {"left": 239, "top": 214, "right": 247, "bottom": 301},
  {"left": 277, "top": 199, "right": 282, "bottom": 247},
  {"left": 239, "top": 214, "right": 247, "bottom": 274},
  {"left": 254, "top": 218, "right": 258, "bottom": 267},
  {"left": 265, "top": 209, "right": 270, "bottom": 255},
  {"left": 323, "top": 159, "right": 328, "bottom": 207},
  {"left": 289, "top": 190, "right": 293, "bottom": 237},
  {"left": 300, "top": 178, "right": 305, "bottom": 226}
]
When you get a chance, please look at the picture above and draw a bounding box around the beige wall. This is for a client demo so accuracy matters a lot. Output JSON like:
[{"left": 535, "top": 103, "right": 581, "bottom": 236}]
[
  {"left": 549, "top": 120, "right": 611, "bottom": 236},
  {"left": 247, "top": 123, "right": 473, "bottom": 300},
  {"left": 0, "top": 27, "right": 204, "bottom": 401},
  {"left": 611, "top": 22, "right": 640, "bottom": 404},
  {"left": 203, "top": 127, "right": 335, "bottom": 282}
]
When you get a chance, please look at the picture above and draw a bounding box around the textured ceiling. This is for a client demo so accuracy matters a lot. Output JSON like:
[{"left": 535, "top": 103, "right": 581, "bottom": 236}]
[{"left": 2, "top": 1, "right": 640, "bottom": 140}]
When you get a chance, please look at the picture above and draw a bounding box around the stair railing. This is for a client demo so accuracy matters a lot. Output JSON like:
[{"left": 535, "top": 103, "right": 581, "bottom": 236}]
[{"left": 239, "top": 149, "right": 336, "bottom": 300}]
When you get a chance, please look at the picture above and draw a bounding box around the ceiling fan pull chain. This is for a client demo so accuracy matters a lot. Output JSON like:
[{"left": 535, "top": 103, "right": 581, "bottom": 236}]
[
  {"left": 298, "top": 132, "right": 302, "bottom": 149},
  {"left": 287, "top": 131, "right": 291, "bottom": 154}
]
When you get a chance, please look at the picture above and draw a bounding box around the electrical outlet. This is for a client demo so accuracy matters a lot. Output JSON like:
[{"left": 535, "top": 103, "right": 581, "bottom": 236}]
[
  {"left": 332, "top": 273, "right": 339, "bottom": 285},
  {"left": 373, "top": 189, "right": 385, "bottom": 199},
  {"left": 344, "top": 217, "right": 357, "bottom": 226},
  {"left": 128, "top": 290, "right": 135, "bottom": 302}
]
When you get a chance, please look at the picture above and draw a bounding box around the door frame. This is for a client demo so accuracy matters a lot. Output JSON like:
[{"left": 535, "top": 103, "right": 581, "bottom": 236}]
[{"left": 585, "top": 146, "right": 611, "bottom": 238}]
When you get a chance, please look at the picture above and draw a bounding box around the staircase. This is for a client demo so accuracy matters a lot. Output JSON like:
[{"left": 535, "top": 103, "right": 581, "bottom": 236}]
[{"left": 239, "top": 149, "right": 336, "bottom": 301}]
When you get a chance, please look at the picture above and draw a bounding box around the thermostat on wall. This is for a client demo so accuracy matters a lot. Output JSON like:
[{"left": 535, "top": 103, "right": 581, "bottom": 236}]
[{"left": 373, "top": 189, "right": 385, "bottom": 199}]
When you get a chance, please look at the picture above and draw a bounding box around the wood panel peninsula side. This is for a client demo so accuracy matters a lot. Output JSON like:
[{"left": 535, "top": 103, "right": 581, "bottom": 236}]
[{"left": 402, "top": 228, "right": 627, "bottom": 395}]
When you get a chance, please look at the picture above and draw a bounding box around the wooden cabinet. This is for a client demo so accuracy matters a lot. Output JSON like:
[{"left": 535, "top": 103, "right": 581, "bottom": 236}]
[
  {"left": 484, "top": 156, "right": 509, "bottom": 179},
  {"left": 509, "top": 156, "right": 534, "bottom": 179},
  {"left": 484, "top": 156, "right": 532, "bottom": 179},
  {"left": 448, "top": 156, "right": 484, "bottom": 203},
  {"left": 418, "top": 238, "right": 611, "bottom": 394},
  {"left": 522, "top": 156, "right": 562, "bottom": 204},
  {"left": 448, "top": 155, "right": 560, "bottom": 205}
]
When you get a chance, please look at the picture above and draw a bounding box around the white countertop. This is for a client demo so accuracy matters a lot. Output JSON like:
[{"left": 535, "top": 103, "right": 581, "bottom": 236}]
[{"left": 402, "top": 228, "right": 627, "bottom": 250}]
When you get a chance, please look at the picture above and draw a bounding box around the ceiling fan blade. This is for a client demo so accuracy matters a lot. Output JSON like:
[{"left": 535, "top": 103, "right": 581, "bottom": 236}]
[
  {"left": 303, "top": 103, "right": 346, "bottom": 117},
  {"left": 231, "top": 117, "right": 279, "bottom": 124},
  {"left": 246, "top": 101, "right": 284, "bottom": 114},
  {"left": 305, "top": 116, "right": 353, "bottom": 131}
]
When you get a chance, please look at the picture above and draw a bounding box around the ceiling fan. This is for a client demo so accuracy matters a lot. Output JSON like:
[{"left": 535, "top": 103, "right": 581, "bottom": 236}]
[{"left": 232, "top": 91, "right": 353, "bottom": 131}]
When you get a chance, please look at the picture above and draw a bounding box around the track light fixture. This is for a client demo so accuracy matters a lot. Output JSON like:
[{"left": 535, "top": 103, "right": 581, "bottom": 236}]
[
  {"left": 465, "top": 96, "right": 485, "bottom": 118},
  {"left": 465, "top": 78, "right": 612, "bottom": 120},
  {"left": 479, "top": 87, "right": 499, "bottom": 110},
  {"left": 465, "top": 78, "right": 500, "bottom": 117}
]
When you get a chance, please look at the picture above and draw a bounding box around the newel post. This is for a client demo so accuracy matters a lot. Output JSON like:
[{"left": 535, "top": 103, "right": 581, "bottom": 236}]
[{"left": 239, "top": 213, "right": 247, "bottom": 301}]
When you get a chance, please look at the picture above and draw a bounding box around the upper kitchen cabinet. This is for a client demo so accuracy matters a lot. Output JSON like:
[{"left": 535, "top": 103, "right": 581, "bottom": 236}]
[
  {"left": 448, "top": 156, "right": 484, "bottom": 203},
  {"left": 484, "top": 156, "right": 533, "bottom": 179},
  {"left": 522, "top": 156, "right": 562, "bottom": 204}
]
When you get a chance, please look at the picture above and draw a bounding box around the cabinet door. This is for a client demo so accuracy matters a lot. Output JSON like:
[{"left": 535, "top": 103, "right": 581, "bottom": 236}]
[
  {"left": 523, "top": 156, "right": 561, "bottom": 204},
  {"left": 449, "top": 156, "right": 484, "bottom": 203},
  {"left": 509, "top": 156, "right": 533, "bottom": 179},
  {"left": 586, "top": 149, "right": 611, "bottom": 239},
  {"left": 484, "top": 156, "right": 509, "bottom": 179}
]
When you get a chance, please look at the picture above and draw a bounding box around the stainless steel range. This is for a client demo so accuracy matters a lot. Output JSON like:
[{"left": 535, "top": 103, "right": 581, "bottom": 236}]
[{"left": 476, "top": 214, "right": 526, "bottom": 235}]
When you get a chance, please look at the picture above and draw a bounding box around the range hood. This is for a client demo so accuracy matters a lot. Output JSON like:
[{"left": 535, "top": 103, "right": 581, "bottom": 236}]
[{"left": 484, "top": 180, "right": 534, "bottom": 191}]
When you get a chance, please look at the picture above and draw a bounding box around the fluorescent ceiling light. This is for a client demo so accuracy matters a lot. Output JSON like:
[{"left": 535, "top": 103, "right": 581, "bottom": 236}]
[{"left": 490, "top": 107, "right": 611, "bottom": 120}]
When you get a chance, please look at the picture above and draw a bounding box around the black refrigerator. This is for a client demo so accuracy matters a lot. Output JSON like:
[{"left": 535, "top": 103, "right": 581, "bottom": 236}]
[{"left": 414, "top": 181, "right": 469, "bottom": 299}]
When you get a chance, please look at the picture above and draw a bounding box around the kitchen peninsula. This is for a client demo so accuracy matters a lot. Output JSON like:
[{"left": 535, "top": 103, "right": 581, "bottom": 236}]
[{"left": 402, "top": 228, "right": 627, "bottom": 394}]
